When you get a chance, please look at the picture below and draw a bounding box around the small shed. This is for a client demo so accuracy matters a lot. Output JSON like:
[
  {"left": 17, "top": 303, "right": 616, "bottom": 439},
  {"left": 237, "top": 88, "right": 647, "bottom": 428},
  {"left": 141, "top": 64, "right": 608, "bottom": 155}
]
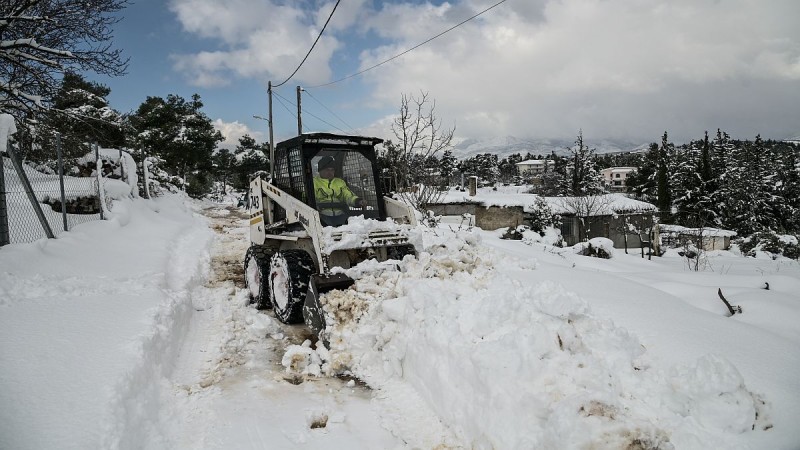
[
  {"left": 546, "top": 195, "right": 658, "bottom": 248},
  {"left": 658, "top": 225, "right": 737, "bottom": 251}
]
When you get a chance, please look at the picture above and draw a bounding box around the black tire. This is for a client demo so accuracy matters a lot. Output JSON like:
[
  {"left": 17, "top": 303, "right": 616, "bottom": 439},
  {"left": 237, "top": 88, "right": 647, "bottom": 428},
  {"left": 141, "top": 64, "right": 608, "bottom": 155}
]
[
  {"left": 244, "top": 245, "right": 273, "bottom": 309},
  {"left": 269, "top": 249, "right": 315, "bottom": 324}
]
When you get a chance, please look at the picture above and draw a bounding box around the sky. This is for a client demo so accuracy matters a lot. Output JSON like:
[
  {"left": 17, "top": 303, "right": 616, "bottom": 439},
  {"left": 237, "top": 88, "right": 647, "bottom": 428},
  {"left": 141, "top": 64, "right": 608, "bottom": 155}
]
[{"left": 94, "top": 0, "right": 800, "bottom": 149}]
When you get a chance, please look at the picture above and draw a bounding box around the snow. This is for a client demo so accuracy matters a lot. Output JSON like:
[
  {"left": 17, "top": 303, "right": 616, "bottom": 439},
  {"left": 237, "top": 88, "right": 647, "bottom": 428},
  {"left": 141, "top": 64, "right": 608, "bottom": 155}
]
[
  {"left": 440, "top": 187, "right": 657, "bottom": 215},
  {"left": 1, "top": 193, "right": 799, "bottom": 449},
  {"left": 661, "top": 224, "right": 738, "bottom": 238}
]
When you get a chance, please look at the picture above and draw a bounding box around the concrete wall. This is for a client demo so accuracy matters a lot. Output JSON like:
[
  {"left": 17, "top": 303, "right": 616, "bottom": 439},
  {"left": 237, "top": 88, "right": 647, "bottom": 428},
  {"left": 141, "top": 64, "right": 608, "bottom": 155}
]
[
  {"left": 427, "top": 203, "right": 524, "bottom": 230},
  {"left": 476, "top": 206, "right": 525, "bottom": 230}
]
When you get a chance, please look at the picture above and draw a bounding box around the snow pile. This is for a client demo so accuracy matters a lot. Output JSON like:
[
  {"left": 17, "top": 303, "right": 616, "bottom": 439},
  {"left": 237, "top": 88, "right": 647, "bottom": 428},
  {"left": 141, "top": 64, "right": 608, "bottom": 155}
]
[
  {"left": 320, "top": 215, "right": 422, "bottom": 254},
  {"left": 285, "top": 230, "right": 767, "bottom": 448},
  {"left": 574, "top": 237, "right": 616, "bottom": 258}
]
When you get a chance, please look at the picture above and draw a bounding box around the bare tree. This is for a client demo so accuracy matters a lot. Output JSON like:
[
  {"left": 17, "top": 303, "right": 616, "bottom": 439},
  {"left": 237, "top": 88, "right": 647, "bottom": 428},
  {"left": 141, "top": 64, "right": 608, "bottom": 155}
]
[
  {"left": 0, "top": 0, "right": 128, "bottom": 119},
  {"left": 390, "top": 91, "right": 455, "bottom": 213},
  {"left": 558, "top": 195, "right": 614, "bottom": 242}
]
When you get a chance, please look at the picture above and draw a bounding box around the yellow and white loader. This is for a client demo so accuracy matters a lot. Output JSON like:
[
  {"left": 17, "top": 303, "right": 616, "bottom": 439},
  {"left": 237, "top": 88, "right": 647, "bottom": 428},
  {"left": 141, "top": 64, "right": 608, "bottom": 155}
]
[{"left": 245, "top": 133, "right": 417, "bottom": 341}]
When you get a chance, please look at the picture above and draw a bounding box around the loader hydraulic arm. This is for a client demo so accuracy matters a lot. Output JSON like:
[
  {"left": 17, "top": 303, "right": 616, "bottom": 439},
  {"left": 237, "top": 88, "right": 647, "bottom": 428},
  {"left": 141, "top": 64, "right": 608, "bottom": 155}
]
[{"left": 249, "top": 176, "right": 328, "bottom": 274}]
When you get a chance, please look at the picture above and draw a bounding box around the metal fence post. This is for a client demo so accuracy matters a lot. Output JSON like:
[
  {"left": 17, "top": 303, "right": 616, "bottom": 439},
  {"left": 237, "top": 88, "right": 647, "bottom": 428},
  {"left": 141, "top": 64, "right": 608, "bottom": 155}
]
[
  {"left": 119, "top": 148, "right": 125, "bottom": 182},
  {"left": 56, "top": 133, "right": 68, "bottom": 232},
  {"left": 0, "top": 146, "right": 9, "bottom": 246},
  {"left": 142, "top": 148, "right": 150, "bottom": 199},
  {"left": 95, "top": 143, "right": 104, "bottom": 220},
  {"left": 7, "top": 146, "right": 55, "bottom": 239}
]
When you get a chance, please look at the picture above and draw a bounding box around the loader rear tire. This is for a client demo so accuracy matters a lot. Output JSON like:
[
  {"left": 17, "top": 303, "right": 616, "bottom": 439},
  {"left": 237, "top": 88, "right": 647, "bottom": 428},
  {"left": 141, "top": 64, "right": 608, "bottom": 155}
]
[
  {"left": 244, "top": 245, "right": 273, "bottom": 309},
  {"left": 269, "top": 250, "right": 315, "bottom": 324}
]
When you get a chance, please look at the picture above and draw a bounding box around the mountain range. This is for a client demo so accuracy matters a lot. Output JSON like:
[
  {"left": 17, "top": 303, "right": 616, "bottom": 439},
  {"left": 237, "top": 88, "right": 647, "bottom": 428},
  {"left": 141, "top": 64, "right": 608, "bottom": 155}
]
[{"left": 450, "top": 136, "right": 649, "bottom": 159}]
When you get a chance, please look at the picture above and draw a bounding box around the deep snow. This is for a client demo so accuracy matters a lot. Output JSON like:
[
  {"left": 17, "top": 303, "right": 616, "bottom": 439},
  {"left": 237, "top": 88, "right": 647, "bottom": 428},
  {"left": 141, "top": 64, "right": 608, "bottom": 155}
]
[{"left": 1, "top": 194, "right": 799, "bottom": 449}]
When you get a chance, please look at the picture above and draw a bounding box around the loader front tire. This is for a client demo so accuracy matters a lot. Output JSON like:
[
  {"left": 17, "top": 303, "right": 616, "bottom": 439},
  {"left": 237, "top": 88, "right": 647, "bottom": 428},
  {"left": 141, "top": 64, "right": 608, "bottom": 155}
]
[
  {"left": 269, "top": 250, "right": 315, "bottom": 324},
  {"left": 244, "top": 245, "right": 273, "bottom": 309}
]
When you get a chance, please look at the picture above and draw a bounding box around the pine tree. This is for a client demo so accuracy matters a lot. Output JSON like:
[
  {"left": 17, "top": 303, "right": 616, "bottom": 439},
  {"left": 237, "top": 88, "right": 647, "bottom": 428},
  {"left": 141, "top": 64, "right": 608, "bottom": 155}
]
[
  {"left": 32, "top": 72, "right": 125, "bottom": 162},
  {"left": 232, "top": 134, "right": 268, "bottom": 190},
  {"left": 128, "top": 93, "right": 222, "bottom": 196},
  {"left": 562, "top": 131, "right": 603, "bottom": 196}
]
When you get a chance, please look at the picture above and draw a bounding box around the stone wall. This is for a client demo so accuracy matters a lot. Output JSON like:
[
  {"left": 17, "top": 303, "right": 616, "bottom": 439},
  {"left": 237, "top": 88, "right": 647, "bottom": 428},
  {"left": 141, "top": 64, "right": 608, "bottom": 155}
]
[{"left": 475, "top": 205, "right": 525, "bottom": 230}]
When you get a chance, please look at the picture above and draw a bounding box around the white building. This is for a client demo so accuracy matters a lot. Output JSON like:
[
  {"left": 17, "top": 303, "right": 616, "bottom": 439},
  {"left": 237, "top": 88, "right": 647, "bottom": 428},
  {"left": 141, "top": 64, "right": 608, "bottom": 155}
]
[
  {"left": 600, "top": 167, "right": 637, "bottom": 192},
  {"left": 516, "top": 159, "right": 555, "bottom": 176}
]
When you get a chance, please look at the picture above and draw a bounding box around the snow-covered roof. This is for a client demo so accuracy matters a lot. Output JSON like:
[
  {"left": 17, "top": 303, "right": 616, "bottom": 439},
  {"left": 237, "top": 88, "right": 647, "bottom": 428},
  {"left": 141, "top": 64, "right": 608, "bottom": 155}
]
[
  {"left": 659, "top": 224, "right": 737, "bottom": 237},
  {"left": 600, "top": 167, "right": 637, "bottom": 173},
  {"left": 516, "top": 159, "right": 553, "bottom": 166},
  {"left": 438, "top": 187, "right": 657, "bottom": 216}
]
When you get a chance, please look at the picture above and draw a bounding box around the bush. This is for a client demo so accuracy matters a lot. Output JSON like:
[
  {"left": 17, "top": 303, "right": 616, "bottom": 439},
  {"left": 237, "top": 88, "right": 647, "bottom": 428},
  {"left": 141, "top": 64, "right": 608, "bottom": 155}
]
[
  {"left": 501, "top": 225, "right": 525, "bottom": 240},
  {"left": 738, "top": 232, "right": 800, "bottom": 260},
  {"left": 527, "top": 197, "right": 560, "bottom": 236}
]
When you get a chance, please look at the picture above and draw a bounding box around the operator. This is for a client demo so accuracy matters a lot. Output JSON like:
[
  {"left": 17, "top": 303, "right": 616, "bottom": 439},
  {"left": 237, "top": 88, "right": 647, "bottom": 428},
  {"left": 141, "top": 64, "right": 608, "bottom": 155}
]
[{"left": 314, "top": 155, "right": 365, "bottom": 226}]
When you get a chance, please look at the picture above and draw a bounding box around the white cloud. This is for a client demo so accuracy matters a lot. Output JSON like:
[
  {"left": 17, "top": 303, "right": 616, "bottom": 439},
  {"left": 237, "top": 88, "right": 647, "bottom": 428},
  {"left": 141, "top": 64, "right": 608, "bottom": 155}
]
[
  {"left": 172, "top": 0, "right": 800, "bottom": 142},
  {"left": 356, "top": 0, "right": 800, "bottom": 141},
  {"left": 168, "top": 0, "right": 340, "bottom": 87},
  {"left": 213, "top": 119, "right": 265, "bottom": 149}
]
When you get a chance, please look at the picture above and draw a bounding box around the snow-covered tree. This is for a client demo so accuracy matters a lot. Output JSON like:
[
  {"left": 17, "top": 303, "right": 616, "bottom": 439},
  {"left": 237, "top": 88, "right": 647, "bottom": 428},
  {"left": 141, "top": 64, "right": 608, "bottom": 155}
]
[
  {"left": 231, "top": 134, "right": 268, "bottom": 190},
  {"left": 128, "top": 93, "right": 222, "bottom": 197},
  {"left": 29, "top": 72, "right": 125, "bottom": 162},
  {"left": 0, "top": 0, "right": 128, "bottom": 119},
  {"left": 561, "top": 131, "right": 603, "bottom": 196}
]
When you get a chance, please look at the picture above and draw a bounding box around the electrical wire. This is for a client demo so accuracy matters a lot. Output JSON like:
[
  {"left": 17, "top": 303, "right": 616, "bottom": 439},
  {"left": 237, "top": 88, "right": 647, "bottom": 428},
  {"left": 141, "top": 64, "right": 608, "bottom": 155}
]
[
  {"left": 303, "top": 88, "right": 355, "bottom": 132},
  {"left": 272, "top": 90, "right": 347, "bottom": 133},
  {"left": 272, "top": 91, "right": 297, "bottom": 119},
  {"left": 309, "top": 0, "right": 509, "bottom": 88},
  {"left": 273, "top": 0, "right": 342, "bottom": 88}
]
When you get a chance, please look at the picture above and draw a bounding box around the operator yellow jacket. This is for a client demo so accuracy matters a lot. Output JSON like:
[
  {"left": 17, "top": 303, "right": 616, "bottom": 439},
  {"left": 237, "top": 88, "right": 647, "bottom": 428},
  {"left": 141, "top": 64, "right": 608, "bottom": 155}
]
[{"left": 313, "top": 177, "right": 359, "bottom": 215}]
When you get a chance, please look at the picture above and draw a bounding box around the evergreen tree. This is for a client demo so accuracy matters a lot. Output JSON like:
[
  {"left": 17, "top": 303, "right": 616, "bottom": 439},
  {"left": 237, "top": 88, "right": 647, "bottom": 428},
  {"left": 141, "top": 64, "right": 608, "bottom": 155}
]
[
  {"left": 561, "top": 131, "right": 603, "bottom": 196},
  {"left": 656, "top": 132, "right": 676, "bottom": 222},
  {"left": 33, "top": 72, "right": 125, "bottom": 162},
  {"left": 626, "top": 143, "right": 658, "bottom": 202},
  {"left": 231, "top": 134, "right": 268, "bottom": 190},
  {"left": 438, "top": 149, "right": 457, "bottom": 186},
  {"left": 128, "top": 93, "right": 222, "bottom": 197}
]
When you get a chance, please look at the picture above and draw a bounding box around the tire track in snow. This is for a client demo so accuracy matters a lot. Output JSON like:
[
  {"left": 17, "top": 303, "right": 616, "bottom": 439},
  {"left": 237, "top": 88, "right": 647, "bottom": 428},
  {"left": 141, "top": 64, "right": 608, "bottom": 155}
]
[{"left": 165, "top": 203, "right": 404, "bottom": 449}]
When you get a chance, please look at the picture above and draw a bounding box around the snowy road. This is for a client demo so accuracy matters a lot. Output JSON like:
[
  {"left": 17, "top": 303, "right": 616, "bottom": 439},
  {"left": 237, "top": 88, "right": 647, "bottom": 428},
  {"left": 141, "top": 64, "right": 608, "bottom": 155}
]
[
  {"left": 2, "top": 196, "right": 798, "bottom": 449},
  {"left": 163, "top": 204, "right": 406, "bottom": 449}
]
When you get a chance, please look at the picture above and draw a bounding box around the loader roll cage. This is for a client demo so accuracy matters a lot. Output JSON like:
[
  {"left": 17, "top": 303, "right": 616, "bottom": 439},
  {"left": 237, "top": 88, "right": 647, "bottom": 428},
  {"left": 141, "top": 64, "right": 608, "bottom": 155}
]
[{"left": 270, "top": 133, "right": 386, "bottom": 227}]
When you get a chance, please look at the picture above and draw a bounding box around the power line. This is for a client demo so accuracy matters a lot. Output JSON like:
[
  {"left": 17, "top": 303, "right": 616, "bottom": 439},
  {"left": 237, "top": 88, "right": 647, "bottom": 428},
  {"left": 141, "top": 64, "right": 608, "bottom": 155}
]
[
  {"left": 272, "top": 90, "right": 347, "bottom": 133},
  {"left": 303, "top": 89, "right": 355, "bottom": 132},
  {"left": 273, "top": 0, "right": 342, "bottom": 88},
  {"left": 272, "top": 91, "right": 296, "bottom": 119},
  {"left": 310, "top": 0, "right": 509, "bottom": 88}
]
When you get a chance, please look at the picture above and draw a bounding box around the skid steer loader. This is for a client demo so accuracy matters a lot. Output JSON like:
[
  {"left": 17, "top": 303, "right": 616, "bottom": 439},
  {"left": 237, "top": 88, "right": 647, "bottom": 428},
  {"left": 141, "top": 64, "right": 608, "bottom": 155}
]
[{"left": 244, "top": 133, "right": 418, "bottom": 341}]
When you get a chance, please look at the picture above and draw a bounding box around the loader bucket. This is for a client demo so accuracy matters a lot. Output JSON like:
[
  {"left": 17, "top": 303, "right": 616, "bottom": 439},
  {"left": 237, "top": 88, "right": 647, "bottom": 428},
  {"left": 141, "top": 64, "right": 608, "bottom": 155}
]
[{"left": 303, "top": 273, "right": 355, "bottom": 345}]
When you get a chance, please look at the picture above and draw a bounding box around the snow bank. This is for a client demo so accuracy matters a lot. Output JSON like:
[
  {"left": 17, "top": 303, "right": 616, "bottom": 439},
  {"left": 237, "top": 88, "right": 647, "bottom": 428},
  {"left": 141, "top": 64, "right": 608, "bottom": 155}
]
[
  {"left": 291, "top": 230, "right": 767, "bottom": 449},
  {"left": 0, "top": 194, "right": 213, "bottom": 450}
]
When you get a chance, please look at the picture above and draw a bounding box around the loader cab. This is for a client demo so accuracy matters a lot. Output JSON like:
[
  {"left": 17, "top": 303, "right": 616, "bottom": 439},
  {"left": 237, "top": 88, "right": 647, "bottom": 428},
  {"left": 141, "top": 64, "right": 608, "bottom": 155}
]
[{"left": 271, "top": 133, "right": 386, "bottom": 227}]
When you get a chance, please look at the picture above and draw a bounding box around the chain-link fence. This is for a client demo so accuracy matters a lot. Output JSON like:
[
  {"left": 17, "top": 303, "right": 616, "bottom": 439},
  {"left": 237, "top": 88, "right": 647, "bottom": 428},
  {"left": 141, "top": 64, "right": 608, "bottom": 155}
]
[{"left": 1, "top": 116, "right": 139, "bottom": 246}]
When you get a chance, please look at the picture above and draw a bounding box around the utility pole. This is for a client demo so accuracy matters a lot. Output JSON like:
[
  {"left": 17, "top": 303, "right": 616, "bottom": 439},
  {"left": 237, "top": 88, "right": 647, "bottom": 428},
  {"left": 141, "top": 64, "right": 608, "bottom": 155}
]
[
  {"left": 268, "top": 81, "right": 275, "bottom": 180},
  {"left": 296, "top": 85, "right": 303, "bottom": 136}
]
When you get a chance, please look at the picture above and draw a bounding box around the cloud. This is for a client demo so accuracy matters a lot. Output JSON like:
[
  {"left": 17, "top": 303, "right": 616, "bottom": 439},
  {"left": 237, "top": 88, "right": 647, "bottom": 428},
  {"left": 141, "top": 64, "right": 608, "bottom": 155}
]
[
  {"left": 168, "top": 0, "right": 340, "bottom": 87},
  {"left": 356, "top": 0, "right": 800, "bottom": 142},
  {"left": 213, "top": 119, "right": 265, "bottom": 149},
  {"left": 172, "top": 0, "right": 800, "bottom": 142}
]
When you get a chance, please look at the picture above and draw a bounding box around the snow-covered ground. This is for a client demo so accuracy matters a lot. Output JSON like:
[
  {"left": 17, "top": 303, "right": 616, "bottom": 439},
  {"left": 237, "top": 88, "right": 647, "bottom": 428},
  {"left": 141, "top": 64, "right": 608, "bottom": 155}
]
[{"left": 1, "top": 194, "right": 798, "bottom": 449}]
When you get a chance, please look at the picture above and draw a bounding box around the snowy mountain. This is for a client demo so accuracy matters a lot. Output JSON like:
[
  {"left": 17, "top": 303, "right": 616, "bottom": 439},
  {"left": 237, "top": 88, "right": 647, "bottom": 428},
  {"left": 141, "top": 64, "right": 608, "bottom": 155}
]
[{"left": 450, "top": 135, "right": 648, "bottom": 159}]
